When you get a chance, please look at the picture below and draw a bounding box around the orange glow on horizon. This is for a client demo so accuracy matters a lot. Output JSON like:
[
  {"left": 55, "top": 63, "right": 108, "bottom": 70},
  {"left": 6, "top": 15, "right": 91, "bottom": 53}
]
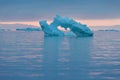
[
  {"left": 0, "top": 19, "right": 120, "bottom": 27},
  {"left": 0, "top": 21, "right": 39, "bottom": 27},
  {"left": 77, "top": 19, "right": 120, "bottom": 26}
]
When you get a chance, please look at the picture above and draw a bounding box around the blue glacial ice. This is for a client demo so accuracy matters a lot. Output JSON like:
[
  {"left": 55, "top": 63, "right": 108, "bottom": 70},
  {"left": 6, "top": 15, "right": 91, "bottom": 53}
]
[
  {"left": 16, "top": 28, "right": 41, "bottom": 31},
  {"left": 39, "top": 15, "right": 93, "bottom": 37}
]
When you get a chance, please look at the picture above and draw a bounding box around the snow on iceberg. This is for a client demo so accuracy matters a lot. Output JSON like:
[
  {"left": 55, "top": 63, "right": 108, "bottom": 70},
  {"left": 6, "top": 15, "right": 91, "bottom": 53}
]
[{"left": 39, "top": 15, "right": 93, "bottom": 37}]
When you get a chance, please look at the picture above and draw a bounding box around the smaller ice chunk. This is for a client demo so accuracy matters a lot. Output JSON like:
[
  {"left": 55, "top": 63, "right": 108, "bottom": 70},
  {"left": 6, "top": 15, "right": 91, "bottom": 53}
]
[{"left": 16, "top": 28, "right": 41, "bottom": 31}]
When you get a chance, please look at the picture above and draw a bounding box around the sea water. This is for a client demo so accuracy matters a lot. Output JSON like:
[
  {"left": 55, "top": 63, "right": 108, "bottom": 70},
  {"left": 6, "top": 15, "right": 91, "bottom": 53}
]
[{"left": 0, "top": 31, "right": 120, "bottom": 80}]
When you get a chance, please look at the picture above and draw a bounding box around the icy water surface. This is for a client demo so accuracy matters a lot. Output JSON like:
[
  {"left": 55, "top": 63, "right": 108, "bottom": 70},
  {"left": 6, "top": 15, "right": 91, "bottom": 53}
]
[{"left": 0, "top": 31, "right": 120, "bottom": 80}]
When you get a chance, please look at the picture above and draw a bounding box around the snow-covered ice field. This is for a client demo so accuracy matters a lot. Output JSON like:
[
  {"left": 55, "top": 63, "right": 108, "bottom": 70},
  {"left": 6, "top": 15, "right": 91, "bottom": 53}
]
[{"left": 0, "top": 30, "right": 120, "bottom": 80}]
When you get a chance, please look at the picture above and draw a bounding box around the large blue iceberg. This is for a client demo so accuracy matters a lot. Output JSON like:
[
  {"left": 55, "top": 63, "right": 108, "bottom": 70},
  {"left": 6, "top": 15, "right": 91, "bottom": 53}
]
[{"left": 39, "top": 15, "right": 93, "bottom": 37}]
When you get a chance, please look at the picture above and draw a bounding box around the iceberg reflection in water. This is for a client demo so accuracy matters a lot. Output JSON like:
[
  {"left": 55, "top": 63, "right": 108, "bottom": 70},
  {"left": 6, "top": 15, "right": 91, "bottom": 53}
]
[
  {"left": 42, "top": 36, "right": 92, "bottom": 80},
  {"left": 0, "top": 31, "right": 120, "bottom": 80}
]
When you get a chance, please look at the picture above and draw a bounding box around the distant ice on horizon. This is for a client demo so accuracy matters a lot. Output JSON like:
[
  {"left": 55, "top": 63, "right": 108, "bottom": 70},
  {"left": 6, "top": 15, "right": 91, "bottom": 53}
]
[{"left": 0, "top": 21, "right": 120, "bottom": 32}]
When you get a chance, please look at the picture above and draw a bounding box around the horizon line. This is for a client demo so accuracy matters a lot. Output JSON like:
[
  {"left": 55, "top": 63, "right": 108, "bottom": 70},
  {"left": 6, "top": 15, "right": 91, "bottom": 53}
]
[{"left": 0, "top": 19, "right": 120, "bottom": 27}]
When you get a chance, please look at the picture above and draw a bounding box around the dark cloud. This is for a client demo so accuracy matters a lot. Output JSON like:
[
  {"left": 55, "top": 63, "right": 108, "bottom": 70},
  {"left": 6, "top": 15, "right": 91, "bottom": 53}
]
[{"left": 0, "top": 0, "right": 120, "bottom": 21}]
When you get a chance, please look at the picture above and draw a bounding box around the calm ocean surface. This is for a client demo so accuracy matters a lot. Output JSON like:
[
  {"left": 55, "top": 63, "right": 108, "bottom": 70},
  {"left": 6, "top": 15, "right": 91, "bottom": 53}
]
[{"left": 0, "top": 31, "right": 120, "bottom": 80}]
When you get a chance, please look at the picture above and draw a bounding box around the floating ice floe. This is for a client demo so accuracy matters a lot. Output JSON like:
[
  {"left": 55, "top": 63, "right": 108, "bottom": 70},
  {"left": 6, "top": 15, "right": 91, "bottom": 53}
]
[
  {"left": 39, "top": 15, "right": 93, "bottom": 37},
  {"left": 16, "top": 28, "right": 41, "bottom": 31},
  {"left": 98, "top": 29, "right": 119, "bottom": 32}
]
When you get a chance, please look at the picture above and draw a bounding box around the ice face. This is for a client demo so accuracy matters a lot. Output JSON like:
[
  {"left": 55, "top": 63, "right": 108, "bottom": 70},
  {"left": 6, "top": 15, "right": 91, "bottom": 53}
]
[
  {"left": 39, "top": 15, "right": 93, "bottom": 37},
  {"left": 40, "top": 20, "right": 64, "bottom": 36}
]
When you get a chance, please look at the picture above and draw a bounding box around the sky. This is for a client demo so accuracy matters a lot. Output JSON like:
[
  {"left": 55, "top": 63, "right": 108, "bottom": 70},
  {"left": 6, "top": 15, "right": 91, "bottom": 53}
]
[{"left": 0, "top": 0, "right": 120, "bottom": 26}]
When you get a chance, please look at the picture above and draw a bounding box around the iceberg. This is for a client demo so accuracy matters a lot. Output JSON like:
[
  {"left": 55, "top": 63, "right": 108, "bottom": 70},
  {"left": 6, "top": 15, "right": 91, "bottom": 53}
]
[
  {"left": 16, "top": 28, "right": 41, "bottom": 31},
  {"left": 39, "top": 15, "right": 93, "bottom": 37}
]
